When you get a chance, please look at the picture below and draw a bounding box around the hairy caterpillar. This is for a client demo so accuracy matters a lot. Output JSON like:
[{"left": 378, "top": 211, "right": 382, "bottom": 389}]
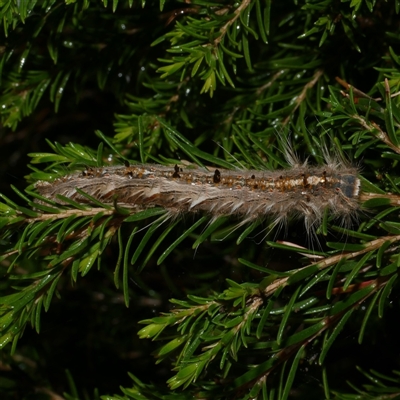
[{"left": 35, "top": 155, "right": 361, "bottom": 233}]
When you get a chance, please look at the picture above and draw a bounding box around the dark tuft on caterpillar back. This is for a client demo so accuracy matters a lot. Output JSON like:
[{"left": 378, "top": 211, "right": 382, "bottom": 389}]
[{"left": 213, "top": 169, "right": 221, "bottom": 184}]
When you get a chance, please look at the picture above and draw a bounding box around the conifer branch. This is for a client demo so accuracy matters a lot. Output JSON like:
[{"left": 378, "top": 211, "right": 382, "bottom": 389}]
[
  {"left": 25, "top": 207, "right": 115, "bottom": 222},
  {"left": 282, "top": 69, "right": 324, "bottom": 125},
  {"left": 1, "top": 1, "right": 400, "bottom": 399},
  {"left": 352, "top": 114, "right": 400, "bottom": 155},
  {"left": 214, "top": 0, "right": 252, "bottom": 46}
]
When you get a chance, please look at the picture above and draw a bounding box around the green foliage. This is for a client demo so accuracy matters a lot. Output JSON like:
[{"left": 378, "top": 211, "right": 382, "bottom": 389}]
[{"left": 1, "top": 0, "right": 400, "bottom": 399}]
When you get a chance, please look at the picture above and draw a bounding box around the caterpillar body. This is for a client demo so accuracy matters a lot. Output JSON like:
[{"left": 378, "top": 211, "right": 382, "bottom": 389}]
[{"left": 35, "top": 158, "right": 361, "bottom": 232}]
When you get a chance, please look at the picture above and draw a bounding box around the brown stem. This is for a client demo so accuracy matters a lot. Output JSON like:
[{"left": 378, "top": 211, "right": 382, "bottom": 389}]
[
  {"left": 360, "top": 192, "right": 400, "bottom": 205},
  {"left": 213, "top": 0, "right": 252, "bottom": 46},
  {"left": 282, "top": 69, "right": 324, "bottom": 126},
  {"left": 263, "top": 233, "right": 400, "bottom": 297},
  {"left": 351, "top": 114, "right": 400, "bottom": 155}
]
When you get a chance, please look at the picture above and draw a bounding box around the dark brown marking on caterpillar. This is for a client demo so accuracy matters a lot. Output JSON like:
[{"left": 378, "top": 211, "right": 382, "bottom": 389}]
[
  {"left": 82, "top": 167, "right": 94, "bottom": 177},
  {"left": 173, "top": 164, "right": 180, "bottom": 179},
  {"left": 213, "top": 169, "right": 221, "bottom": 184},
  {"left": 302, "top": 173, "right": 308, "bottom": 187}
]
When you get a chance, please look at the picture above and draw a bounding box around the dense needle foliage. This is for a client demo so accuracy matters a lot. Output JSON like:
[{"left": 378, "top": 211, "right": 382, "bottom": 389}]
[{"left": 1, "top": 0, "right": 400, "bottom": 399}]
